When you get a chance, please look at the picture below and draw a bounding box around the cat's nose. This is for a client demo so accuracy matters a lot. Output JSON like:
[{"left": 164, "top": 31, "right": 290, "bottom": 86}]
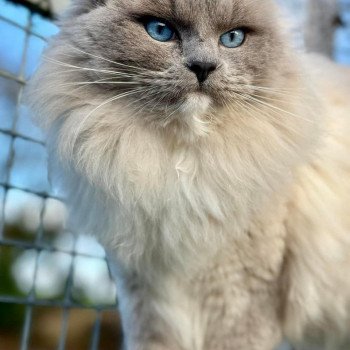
[{"left": 187, "top": 61, "right": 217, "bottom": 83}]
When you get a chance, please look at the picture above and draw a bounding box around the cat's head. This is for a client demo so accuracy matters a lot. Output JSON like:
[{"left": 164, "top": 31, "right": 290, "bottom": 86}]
[
  {"left": 29, "top": 0, "right": 302, "bottom": 133},
  {"left": 26, "top": 0, "right": 321, "bottom": 238}
]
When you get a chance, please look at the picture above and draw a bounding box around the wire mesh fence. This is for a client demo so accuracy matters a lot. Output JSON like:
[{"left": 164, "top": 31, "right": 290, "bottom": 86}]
[
  {"left": 0, "top": 0, "right": 349, "bottom": 349},
  {"left": 0, "top": 1, "right": 121, "bottom": 349}
]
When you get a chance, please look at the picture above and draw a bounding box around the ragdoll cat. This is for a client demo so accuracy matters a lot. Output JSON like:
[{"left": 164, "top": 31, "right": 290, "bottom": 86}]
[{"left": 26, "top": 0, "right": 350, "bottom": 349}]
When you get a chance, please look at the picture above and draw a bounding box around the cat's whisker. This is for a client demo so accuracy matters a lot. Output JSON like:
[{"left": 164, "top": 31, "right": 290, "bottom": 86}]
[
  {"left": 228, "top": 87, "right": 313, "bottom": 124},
  {"left": 163, "top": 105, "right": 183, "bottom": 124},
  {"left": 31, "top": 72, "right": 121, "bottom": 90},
  {"left": 131, "top": 88, "right": 169, "bottom": 118},
  {"left": 250, "top": 93, "right": 303, "bottom": 105},
  {"left": 236, "top": 98, "right": 306, "bottom": 138},
  {"left": 43, "top": 67, "right": 137, "bottom": 78},
  {"left": 30, "top": 76, "right": 140, "bottom": 95},
  {"left": 229, "top": 77, "right": 299, "bottom": 90},
  {"left": 59, "top": 81, "right": 140, "bottom": 87},
  {"left": 62, "top": 47, "right": 169, "bottom": 82},
  {"left": 244, "top": 85, "right": 305, "bottom": 93},
  {"left": 43, "top": 56, "right": 125, "bottom": 76},
  {"left": 231, "top": 82, "right": 311, "bottom": 99},
  {"left": 67, "top": 88, "right": 147, "bottom": 154},
  {"left": 225, "top": 90, "right": 311, "bottom": 139},
  {"left": 237, "top": 84, "right": 315, "bottom": 103},
  {"left": 149, "top": 91, "right": 171, "bottom": 114},
  {"left": 67, "top": 46, "right": 154, "bottom": 74},
  {"left": 89, "top": 87, "right": 149, "bottom": 111},
  {"left": 132, "top": 98, "right": 159, "bottom": 119},
  {"left": 45, "top": 57, "right": 154, "bottom": 81},
  {"left": 43, "top": 56, "right": 155, "bottom": 82},
  {"left": 124, "top": 87, "right": 160, "bottom": 112},
  {"left": 240, "top": 93, "right": 314, "bottom": 123}
]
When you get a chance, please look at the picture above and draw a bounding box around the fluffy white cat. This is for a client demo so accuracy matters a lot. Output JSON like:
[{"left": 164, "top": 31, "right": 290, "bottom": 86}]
[{"left": 26, "top": 0, "right": 350, "bottom": 349}]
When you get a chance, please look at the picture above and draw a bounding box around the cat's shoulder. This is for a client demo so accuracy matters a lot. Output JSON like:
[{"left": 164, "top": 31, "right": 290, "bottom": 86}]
[{"left": 302, "top": 53, "right": 350, "bottom": 105}]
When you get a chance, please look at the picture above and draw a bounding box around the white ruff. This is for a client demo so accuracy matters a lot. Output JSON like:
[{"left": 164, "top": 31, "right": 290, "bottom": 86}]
[
  {"left": 179, "top": 93, "right": 211, "bottom": 118},
  {"left": 178, "top": 93, "right": 212, "bottom": 136}
]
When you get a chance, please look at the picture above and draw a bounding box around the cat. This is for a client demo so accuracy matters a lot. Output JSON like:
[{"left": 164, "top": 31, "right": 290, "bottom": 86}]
[{"left": 25, "top": 0, "right": 350, "bottom": 349}]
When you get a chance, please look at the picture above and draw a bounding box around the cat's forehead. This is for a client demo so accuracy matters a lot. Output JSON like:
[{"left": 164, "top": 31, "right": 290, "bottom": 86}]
[{"left": 120, "top": 0, "right": 274, "bottom": 30}]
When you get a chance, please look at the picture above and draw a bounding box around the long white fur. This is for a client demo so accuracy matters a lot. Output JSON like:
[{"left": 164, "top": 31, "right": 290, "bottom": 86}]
[{"left": 26, "top": 17, "right": 350, "bottom": 350}]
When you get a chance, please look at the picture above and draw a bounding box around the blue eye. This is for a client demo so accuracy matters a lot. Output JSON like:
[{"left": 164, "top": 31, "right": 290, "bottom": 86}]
[
  {"left": 145, "top": 19, "right": 175, "bottom": 42},
  {"left": 220, "top": 29, "right": 245, "bottom": 48}
]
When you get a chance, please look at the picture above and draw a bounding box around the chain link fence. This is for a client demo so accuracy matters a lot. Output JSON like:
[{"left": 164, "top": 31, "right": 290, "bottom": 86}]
[
  {"left": 0, "top": 1, "right": 121, "bottom": 349},
  {"left": 0, "top": 0, "right": 349, "bottom": 349}
]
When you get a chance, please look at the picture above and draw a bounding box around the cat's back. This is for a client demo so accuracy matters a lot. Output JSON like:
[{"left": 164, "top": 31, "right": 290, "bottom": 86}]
[
  {"left": 305, "top": 53, "right": 350, "bottom": 113},
  {"left": 289, "top": 54, "right": 350, "bottom": 237},
  {"left": 283, "top": 54, "right": 350, "bottom": 344}
]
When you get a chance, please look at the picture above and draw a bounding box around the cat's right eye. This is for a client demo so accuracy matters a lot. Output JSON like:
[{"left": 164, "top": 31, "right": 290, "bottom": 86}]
[
  {"left": 145, "top": 18, "right": 175, "bottom": 42},
  {"left": 220, "top": 29, "right": 246, "bottom": 48}
]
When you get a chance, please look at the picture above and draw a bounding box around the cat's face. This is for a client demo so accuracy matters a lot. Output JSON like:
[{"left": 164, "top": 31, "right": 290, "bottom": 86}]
[{"left": 46, "top": 0, "right": 294, "bottom": 123}]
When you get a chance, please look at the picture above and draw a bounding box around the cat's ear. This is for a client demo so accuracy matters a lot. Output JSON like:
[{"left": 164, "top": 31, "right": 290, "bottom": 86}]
[{"left": 62, "top": 0, "right": 106, "bottom": 19}]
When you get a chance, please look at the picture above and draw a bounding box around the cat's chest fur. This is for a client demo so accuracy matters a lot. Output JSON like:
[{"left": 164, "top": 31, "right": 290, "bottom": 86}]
[
  {"left": 116, "top": 127, "right": 255, "bottom": 240},
  {"left": 103, "top": 122, "right": 289, "bottom": 274},
  {"left": 129, "top": 201, "right": 288, "bottom": 350},
  {"left": 115, "top": 122, "right": 273, "bottom": 227}
]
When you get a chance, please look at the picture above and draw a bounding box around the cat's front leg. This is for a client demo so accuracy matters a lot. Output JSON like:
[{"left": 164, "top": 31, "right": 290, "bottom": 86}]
[{"left": 115, "top": 271, "right": 186, "bottom": 350}]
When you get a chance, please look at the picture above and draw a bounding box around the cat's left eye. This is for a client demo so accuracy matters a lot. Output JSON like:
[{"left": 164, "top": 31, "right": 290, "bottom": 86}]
[
  {"left": 145, "top": 18, "right": 175, "bottom": 42},
  {"left": 220, "top": 29, "right": 245, "bottom": 48}
]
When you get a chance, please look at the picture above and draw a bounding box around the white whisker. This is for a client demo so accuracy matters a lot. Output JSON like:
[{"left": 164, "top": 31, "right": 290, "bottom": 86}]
[
  {"left": 240, "top": 93, "right": 313, "bottom": 123},
  {"left": 43, "top": 56, "right": 123, "bottom": 76},
  {"left": 67, "top": 46, "right": 152, "bottom": 73}
]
